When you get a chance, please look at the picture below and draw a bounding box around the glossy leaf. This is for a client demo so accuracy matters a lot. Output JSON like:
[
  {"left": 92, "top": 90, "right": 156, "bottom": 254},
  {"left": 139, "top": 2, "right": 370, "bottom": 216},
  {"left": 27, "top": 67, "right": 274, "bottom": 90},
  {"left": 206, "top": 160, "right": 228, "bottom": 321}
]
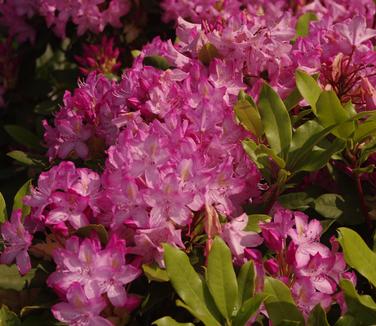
[
  {"left": 0, "top": 265, "right": 36, "bottom": 291},
  {"left": 258, "top": 83, "right": 292, "bottom": 159},
  {"left": 307, "top": 304, "right": 330, "bottom": 326},
  {"left": 207, "top": 237, "right": 238, "bottom": 321},
  {"left": 12, "top": 180, "right": 32, "bottom": 217},
  {"left": 295, "top": 70, "right": 321, "bottom": 113},
  {"left": 316, "top": 91, "right": 355, "bottom": 139},
  {"left": 284, "top": 87, "right": 303, "bottom": 111},
  {"left": 4, "top": 125, "right": 42, "bottom": 151},
  {"left": 278, "top": 192, "right": 314, "bottom": 210},
  {"left": 0, "top": 192, "right": 7, "bottom": 223},
  {"left": 163, "top": 244, "right": 221, "bottom": 326},
  {"left": 152, "top": 316, "right": 194, "bottom": 326},
  {"left": 338, "top": 228, "right": 376, "bottom": 288}
]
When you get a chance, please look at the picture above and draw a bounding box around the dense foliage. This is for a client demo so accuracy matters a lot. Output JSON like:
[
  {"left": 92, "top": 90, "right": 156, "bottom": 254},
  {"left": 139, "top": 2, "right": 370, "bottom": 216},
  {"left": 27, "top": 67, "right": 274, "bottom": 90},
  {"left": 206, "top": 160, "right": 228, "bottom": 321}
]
[{"left": 0, "top": 0, "right": 376, "bottom": 325}]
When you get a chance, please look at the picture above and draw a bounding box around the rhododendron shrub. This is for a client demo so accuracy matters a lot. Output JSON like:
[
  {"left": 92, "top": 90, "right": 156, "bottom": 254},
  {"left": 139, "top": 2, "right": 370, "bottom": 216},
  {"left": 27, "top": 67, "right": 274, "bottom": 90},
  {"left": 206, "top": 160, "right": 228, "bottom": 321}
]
[{"left": 1, "top": 0, "right": 376, "bottom": 325}]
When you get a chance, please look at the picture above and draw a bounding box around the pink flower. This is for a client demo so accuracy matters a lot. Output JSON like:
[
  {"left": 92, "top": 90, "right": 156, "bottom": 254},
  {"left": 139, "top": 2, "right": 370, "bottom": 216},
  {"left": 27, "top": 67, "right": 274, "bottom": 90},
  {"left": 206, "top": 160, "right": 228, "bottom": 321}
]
[
  {"left": 0, "top": 210, "right": 32, "bottom": 275},
  {"left": 336, "top": 16, "right": 376, "bottom": 47},
  {"left": 52, "top": 283, "right": 112, "bottom": 326}
]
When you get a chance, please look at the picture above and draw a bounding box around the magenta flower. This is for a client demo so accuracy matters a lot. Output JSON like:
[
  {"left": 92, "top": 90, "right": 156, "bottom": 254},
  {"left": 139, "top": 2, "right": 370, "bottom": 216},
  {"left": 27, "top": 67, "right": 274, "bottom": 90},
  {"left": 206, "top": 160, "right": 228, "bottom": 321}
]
[
  {"left": 52, "top": 283, "right": 112, "bottom": 326},
  {"left": 0, "top": 209, "right": 32, "bottom": 275}
]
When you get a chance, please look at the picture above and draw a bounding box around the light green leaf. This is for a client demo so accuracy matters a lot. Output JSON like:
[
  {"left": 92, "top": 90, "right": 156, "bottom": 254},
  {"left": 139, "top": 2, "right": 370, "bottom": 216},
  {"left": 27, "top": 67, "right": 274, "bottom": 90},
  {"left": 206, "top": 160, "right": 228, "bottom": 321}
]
[
  {"left": 207, "top": 237, "right": 238, "bottom": 321},
  {"left": 163, "top": 244, "right": 221, "bottom": 326},
  {"left": 245, "top": 214, "right": 271, "bottom": 233},
  {"left": 263, "top": 277, "right": 304, "bottom": 326},
  {"left": 340, "top": 279, "right": 376, "bottom": 324},
  {"left": 4, "top": 125, "right": 42, "bottom": 150},
  {"left": 295, "top": 12, "right": 318, "bottom": 38},
  {"left": 233, "top": 294, "right": 266, "bottom": 326},
  {"left": 142, "top": 264, "right": 169, "bottom": 282},
  {"left": 295, "top": 70, "right": 321, "bottom": 113},
  {"left": 337, "top": 228, "right": 376, "bottom": 288},
  {"left": 316, "top": 91, "right": 355, "bottom": 139},
  {"left": 0, "top": 265, "right": 36, "bottom": 291},
  {"left": 307, "top": 304, "right": 330, "bottom": 326},
  {"left": 284, "top": 88, "right": 303, "bottom": 111},
  {"left": 258, "top": 83, "right": 292, "bottom": 159},
  {"left": 354, "top": 121, "right": 376, "bottom": 143},
  {"left": 234, "top": 96, "right": 263, "bottom": 136},
  {"left": 7, "top": 151, "right": 45, "bottom": 166},
  {"left": 152, "top": 316, "right": 194, "bottom": 326},
  {"left": 0, "top": 305, "right": 21, "bottom": 326},
  {"left": 12, "top": 180, "right": 32, "bottom": 217},
  {"left": 314, "top": 194, "right": 345, "bottom": 219},
  {"left": 0, "top": 192, "right": 7, "bottom": 223}
]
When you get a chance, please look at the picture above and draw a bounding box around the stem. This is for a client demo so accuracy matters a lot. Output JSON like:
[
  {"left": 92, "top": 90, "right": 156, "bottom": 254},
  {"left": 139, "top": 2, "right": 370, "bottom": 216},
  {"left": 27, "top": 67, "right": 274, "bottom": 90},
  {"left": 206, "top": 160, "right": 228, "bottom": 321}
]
[{"left": 355, "top": 172, "right": 372, "bottom": 230}]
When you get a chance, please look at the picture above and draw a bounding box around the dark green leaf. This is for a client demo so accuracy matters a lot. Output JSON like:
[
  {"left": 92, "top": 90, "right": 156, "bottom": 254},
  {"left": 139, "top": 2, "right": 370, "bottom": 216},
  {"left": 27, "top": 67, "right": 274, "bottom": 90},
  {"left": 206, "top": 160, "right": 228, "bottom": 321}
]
[
  {"left": 207, "top": 237, "right": 238, "bottom": 321},
  {"left": 278, "top": 192, "right": 314, "bottom": 210},
  {"left": 7, "top": 151, "right": 45, "bottom": 167},
  {"left": 76, "top": 224, "right": 108, "bottom": 246},
  {"left": 258, "top": 83, "right": 292, "bottom": 159},
  {"left": 163, "top": 244, "right": 221, "bottom": 326},
  {"left": 338, "top": 228, "right": 376, "bottom": 288},
  {"left": 143, "top": 56, "right": 171, "bottom": 70},
  {"left": 284, "top": 88, "right": 303, "bottom": 111},
  {"left": 198, "top": 43, "right": 221, "bottom": 66},
  {"left": 334, "top": 315, "right": 358, "bottom": 326},
  {"left": 307, "top": 304, "right": 329, "bottom": 326},
  {"left": 4, "top": 125, "right": 42, "bottom": 151},
  {"left": 234, "top": 97, "right": 263, "bottom": 136}
]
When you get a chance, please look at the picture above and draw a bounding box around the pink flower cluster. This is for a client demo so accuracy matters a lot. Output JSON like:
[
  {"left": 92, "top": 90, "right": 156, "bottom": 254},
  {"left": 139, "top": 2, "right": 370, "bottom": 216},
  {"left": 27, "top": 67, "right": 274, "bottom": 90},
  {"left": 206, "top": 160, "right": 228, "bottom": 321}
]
[
  {"left": 256, "top": 206, "right": 355, "bottom": 316},
  {"left": 0, "top": 0, "right": 131, "bottom": 42}
]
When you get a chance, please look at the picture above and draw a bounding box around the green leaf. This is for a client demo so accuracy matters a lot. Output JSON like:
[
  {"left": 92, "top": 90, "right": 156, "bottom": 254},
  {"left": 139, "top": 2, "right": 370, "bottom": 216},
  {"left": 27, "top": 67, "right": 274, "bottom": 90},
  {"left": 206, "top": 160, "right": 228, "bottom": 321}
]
[
  {"left": 284, "top": 88, "right": 303, "bottom": 111},
  {"left": 295, "top": 70, "right": 321, "bottom": 113},
  {"left": 143, "top": 56, "right": 171, "bottom": 70},
  {"left": 233, "top": 294, "right": 266, "bottom": 326},
  {"left": 258, "top": 83, "right": 292, "bottom": 159},
  {"left": 12, "top": 179, "right": 31, "bottom": 217},
  {"left": 287, "top": 120, "right": 343, "bottom": 172},
  {"left": 278, "top": 192, "right": 314, "bottom": 210},
  {"left": 295, "top": 12, "right": 318, "bottom": 38},
  {"left": 4, "top": 125, "right": 42, "bottom": 151},
  {"left": 314, "top": 194, "right": 344, "bottom": 219},
  {"left": 163, "top": 244, "right": 221, "bottom": 326},
  {"left": 7, "top": 151, "right": 45, "bottom": 166},
  {"left": 234, "top": 96, "right": 263, "bottom": 136},
  {"left": 316, "top": 91, "right": 355, "bottom": 139},
  {"left": 334, "top": 315, "right": 358, "bottom": 326},
  {"left": 0, "top": 265, "right": 36, "bottom": 291},
  {"left": 0, "top": 305, "right": 21, "bottom": 326},
  {"left": 207, "top": 237, "right": 238, "bottom": 321},
  {"left": 263, "top": 277, "right": 304, "bottom": 326},
  {"left": 354, "top": 121, "right": 376, "bottom": 143},
  {"left": 152, "top": 316, "right": 194, "bottom": 326},
  {"left": 236, "top": 261, "right": 255, "bottom": 307},
  {"left": 245, "top": 214, "right": 271, "bottom": 233},
  {"left": 76, "top": 224, "right": 108, "bottom": 246},
  {"left": 340, "top": 279, "right": 376, "bottom": 324},
  {"left": 142, "top": 264, "right": 169, "bottom": 282},
  {"left": 337, "top": 228, "right": 376, "bottom": 288},
  {"left": 198, "top": 43, "right": 221, "bottom": 66},
  {"left": 0, "top": 192, "right": 7, "bottom": 223},
  {"left": 307, "top": 304, "right": 329, "bottom": 326}
]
